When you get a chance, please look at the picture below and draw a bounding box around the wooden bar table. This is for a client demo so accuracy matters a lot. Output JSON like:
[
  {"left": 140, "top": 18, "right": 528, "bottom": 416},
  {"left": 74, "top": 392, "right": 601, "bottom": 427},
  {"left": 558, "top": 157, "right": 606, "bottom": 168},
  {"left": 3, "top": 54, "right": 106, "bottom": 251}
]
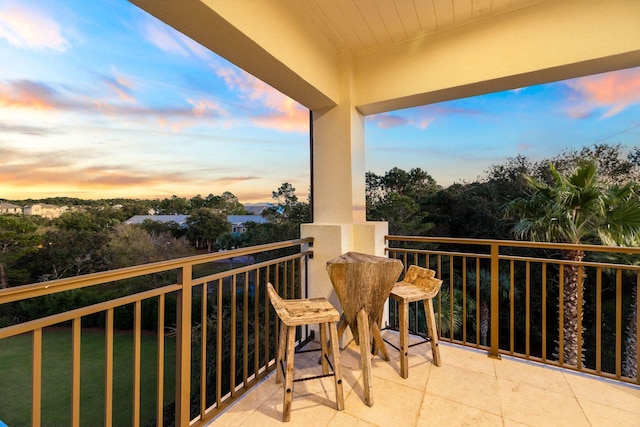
[{"left": 326, "top": 252, "right": 403, "bottom": 406}]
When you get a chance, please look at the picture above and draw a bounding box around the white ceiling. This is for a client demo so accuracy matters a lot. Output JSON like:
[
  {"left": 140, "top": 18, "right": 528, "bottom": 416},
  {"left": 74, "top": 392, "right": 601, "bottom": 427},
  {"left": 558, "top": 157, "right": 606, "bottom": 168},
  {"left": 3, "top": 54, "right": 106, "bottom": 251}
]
[{"left": 284, "top": 0, "right": 551, "bottom": 53}]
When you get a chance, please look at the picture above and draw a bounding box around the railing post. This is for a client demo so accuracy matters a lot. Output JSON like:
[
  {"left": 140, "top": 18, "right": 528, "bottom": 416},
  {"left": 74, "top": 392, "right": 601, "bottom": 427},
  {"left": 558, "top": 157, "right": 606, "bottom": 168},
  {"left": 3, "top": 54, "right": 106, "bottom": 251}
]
[
  {"left": 489, "top": 243, "right": 501, "bottom": 359},
  {"left": 175, "top": 265, "right": 192, "bottom": 426}
]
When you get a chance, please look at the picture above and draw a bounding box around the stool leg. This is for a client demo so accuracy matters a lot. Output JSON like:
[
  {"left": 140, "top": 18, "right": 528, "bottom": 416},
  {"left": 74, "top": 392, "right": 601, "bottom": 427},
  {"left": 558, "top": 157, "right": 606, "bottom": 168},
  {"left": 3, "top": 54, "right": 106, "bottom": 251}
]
[
  {"left": 424, "top": 298, "right": 441, "bottom": 367},
  {"left": 276, "top": 320, "right": 287, "bottom": 384},
  {"left": 283, "top": 325, "right": 296, "bottom": 422},
  {"left": 357, "top": 308, "right": 373, "bottom": 407},
  {"left": 399, "top": 299, "right": 409, "bottom": 379},
  {"left": 319, "top": 322, "right": 329, "bottom": 375},
  {"left": 329, "top": 321, "right": 345, "bottom": 411}
]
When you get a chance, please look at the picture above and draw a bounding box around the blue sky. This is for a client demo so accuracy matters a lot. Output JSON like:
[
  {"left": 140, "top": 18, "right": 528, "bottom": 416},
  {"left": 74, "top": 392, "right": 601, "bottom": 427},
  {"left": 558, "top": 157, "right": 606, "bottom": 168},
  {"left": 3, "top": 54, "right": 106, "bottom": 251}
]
[{"left": 1, "top": 0, "right": 639, "bottom": 203}]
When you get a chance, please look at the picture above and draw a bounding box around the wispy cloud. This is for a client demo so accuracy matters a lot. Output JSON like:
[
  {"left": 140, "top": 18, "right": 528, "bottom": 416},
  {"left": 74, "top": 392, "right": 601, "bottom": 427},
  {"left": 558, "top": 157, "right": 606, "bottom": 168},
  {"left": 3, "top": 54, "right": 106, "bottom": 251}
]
[
  {"left": 565, "top": 67, "right": 640, "bottom": 119},
  {"left": 0, "top": 145, "right": 192, "bottom": 190},
  {"left": 101, "top": 68, "right": 136, "bottom": 103},
  {"left": 369, "top": 105, "right": 480, "bottom": 129},
  {"left": 0, "top": 4, "right": 68, "bottom": 51},
  {"left": 0, "top": 77, "right": 226, "bottom": 132},
  {"left": 214, "top": 65, "right": 308, "bottom": 132},
  {"left": 141, "top": 17, "right": 211, "bottom": 61}
]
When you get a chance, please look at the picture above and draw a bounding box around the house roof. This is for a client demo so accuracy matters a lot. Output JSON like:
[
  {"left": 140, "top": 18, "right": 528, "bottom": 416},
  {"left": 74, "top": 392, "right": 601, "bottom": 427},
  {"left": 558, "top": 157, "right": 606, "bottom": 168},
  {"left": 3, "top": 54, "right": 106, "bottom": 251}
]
[
  {"left": 227, "top": 215, "right": 268, "bottom": 225},
  {"left": 124, "top": 214, "right": 268, "bottom": 226},
  {"left": 125, "top": 215, "right": 189, "bottom": 226}
]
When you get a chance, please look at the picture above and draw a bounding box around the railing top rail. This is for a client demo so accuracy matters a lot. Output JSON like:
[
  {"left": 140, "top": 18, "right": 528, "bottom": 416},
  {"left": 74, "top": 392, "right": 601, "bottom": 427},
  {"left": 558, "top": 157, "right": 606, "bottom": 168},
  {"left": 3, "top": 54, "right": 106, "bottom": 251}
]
[
  {"left": 0, "top": 238, "right": 312, "bottom": 305},
  {"left": 386, "top": 235, "right": 640, "bottom": 255}
]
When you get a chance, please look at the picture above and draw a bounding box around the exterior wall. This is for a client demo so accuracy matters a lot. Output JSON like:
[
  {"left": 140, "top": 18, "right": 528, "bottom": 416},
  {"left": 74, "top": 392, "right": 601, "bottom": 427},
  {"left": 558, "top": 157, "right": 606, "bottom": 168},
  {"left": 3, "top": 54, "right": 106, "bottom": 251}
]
[
  {"left": 0, "top": 203, "right": 22, "bottom": 215},
  {"left": 23, "top": 204, "right": 66, "bottom": 219}
]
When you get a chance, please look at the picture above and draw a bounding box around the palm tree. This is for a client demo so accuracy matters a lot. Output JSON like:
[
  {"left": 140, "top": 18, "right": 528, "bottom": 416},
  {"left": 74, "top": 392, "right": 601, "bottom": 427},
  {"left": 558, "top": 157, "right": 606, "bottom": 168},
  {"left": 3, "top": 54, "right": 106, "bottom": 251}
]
[{"left": 505, "top": 160, "right": 640, "bottom": 366}]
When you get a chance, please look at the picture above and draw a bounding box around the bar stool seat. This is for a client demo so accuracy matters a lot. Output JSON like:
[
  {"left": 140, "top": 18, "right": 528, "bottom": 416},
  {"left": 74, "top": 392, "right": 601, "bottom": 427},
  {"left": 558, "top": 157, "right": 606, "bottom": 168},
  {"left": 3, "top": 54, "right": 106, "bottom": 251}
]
[
  {"left": 389, "top": 266, "right": 443, "bottom": 379},
  {"left": 267, "top": 283, "right": 344, "bottom": 422}
]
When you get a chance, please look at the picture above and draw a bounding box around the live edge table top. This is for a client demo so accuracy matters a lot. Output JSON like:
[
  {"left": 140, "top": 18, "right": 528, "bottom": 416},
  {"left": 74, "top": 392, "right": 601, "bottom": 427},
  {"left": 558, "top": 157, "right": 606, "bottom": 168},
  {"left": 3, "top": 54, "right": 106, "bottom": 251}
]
[{"left": 326, "top": 252, "right": 403, "bottom": 345}]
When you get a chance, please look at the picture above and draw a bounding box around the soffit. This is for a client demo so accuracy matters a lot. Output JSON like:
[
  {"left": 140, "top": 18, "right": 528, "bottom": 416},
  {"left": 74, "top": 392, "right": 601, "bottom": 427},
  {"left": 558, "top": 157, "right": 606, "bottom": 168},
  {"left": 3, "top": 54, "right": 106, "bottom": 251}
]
[{"left": 282, "top": 0, "right": 552, "bottom": 54}]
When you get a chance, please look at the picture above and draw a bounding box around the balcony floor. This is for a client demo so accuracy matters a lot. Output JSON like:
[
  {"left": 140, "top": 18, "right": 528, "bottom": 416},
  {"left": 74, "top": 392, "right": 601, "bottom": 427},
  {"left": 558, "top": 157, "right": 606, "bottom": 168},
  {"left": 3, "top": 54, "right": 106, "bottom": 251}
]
[{"left": 211, "top": 331, "right": 640, "bottom": 426}]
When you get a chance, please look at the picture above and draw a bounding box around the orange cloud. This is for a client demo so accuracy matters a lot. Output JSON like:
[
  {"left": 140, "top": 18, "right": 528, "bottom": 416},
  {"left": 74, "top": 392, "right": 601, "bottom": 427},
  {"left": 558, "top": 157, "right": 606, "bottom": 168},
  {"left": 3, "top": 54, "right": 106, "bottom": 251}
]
[
  {"left": 566, "top": 67, "right": 640, "bottom": 118},
  {"left": 0, "top": 80, "right": 60, "bottom": 110},
  {"left": 0, "top": 4, "right": 68, "bottom": 51}
]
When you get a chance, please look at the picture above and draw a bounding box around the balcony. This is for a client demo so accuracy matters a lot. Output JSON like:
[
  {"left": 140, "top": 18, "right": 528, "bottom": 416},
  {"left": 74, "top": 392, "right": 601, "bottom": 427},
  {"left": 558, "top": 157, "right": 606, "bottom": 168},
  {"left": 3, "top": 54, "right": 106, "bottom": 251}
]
[
  {"left": 1, "top": 237, "right": 639, "bottom": 426},
  {"left": 212, "top": 334, "right": 640, "bottom": 426}
]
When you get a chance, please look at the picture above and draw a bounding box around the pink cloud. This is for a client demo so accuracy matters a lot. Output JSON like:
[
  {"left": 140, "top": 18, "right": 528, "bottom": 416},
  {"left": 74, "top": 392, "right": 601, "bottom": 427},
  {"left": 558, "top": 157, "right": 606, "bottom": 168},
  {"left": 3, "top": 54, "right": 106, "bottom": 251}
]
[
  {"left": 566, "top": 67, "right": 640, "bottom": 118},
  {"left": 0, "top": 79, "right": 62, "bottom": 110},
  {"left": 0, "top": 4, "right": 68, "bottom": 51},
  {"left": 370, "top": 113, "right": 412, "bottom": 129},
  {"left": 215, "top": 66, "right": 308, "bottom": 132}
]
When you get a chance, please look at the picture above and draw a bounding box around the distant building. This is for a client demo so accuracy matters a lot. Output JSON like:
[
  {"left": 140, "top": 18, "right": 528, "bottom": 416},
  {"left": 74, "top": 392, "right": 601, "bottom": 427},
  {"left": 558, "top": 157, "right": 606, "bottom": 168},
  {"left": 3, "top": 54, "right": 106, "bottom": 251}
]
[
  {"left": 227, "top": 215, "right": 268, "bottom": 233},
  {"left": 23, "top": 204, "right": 67, "bottom": 219},
  {"left": 244, "top": 203, "right": 272, "bottom": 216},
  {"left": 125, "top": 215, "right": 189, "bottom": 227},
  {"left": 0, "top": 201, "right": 23, "bottom": 215}
]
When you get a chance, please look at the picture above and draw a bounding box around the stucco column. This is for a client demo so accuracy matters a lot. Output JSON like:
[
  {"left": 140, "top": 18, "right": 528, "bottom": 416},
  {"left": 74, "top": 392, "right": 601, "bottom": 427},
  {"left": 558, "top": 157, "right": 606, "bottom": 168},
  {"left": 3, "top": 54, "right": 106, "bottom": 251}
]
[{"left": 301, "top": 52, "right": 389, "bottom": 330}]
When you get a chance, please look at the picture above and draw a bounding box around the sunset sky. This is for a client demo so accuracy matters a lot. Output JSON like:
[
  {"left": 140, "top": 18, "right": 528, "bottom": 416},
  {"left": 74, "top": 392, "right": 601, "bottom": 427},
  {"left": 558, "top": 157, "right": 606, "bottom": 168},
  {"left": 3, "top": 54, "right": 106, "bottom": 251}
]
[{"left": 1, "top": 0, "right": 639, "bottom": 203}]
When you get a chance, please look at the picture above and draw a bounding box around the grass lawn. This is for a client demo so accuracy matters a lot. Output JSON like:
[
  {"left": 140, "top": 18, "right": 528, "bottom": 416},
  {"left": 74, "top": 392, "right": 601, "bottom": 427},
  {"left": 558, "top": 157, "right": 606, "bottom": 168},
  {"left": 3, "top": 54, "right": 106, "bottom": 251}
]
[{"left": 0, "top": 329, "right": 176, "bottom": 427}]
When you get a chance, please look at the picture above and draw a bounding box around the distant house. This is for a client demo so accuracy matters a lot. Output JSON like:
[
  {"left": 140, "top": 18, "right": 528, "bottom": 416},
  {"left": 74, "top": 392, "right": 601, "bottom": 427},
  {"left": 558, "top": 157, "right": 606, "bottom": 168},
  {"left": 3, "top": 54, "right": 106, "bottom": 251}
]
[
  {"left": 244, "top": 203, "right": 272, "bottom": 216},
  {"left": 227, "top": 215, "right": 268, "bottom": 233},
  {"left": 0, "top": 201, "right": 22, "bottom": 215},
  {"left": 125, "top": 215, "right": 189, "bottom": 227},
  {"left": 124, "top": 214, "right": 268, "bottom": 233},
  {"left": 23, "top": 204, "right": 67, "bottom": 219}
]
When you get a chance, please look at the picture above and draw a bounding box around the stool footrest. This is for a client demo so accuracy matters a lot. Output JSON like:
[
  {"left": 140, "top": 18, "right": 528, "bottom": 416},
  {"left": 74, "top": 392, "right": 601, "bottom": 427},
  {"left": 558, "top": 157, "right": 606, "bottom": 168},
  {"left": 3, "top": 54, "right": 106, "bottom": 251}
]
[{"left": 280, "top": 354, "right": 338, "bottom": 383}]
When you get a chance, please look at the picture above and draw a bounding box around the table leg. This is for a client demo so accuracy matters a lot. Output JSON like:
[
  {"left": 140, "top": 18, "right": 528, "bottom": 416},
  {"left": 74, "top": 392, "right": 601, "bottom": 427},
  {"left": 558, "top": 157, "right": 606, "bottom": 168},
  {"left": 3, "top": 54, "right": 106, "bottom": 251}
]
[
  {"left": 370, "top": 322, "right": 390, "bottom": 361},
  {"left": 336, "top": 314, "right": 348, "bottom": 342},
  {"left": 357, "top": 308, "right": 373, "bottom": 407}
]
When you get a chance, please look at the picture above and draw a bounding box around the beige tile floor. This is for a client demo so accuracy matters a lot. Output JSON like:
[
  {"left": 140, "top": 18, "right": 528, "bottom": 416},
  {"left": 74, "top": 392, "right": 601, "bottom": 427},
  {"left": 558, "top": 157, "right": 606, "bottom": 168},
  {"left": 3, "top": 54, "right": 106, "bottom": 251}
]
[{"left": 210, "top": 331, "right": 640, "bottom": 427}]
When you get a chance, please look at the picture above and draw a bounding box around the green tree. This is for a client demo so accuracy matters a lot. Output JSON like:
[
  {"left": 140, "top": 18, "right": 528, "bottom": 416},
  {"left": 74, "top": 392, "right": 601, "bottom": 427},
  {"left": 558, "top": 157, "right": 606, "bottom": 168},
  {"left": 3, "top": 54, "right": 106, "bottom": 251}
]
[
  {"left": 262, "top": 183, "right": 311, "bottom": 227},
  {"left": 366, "top": 168, "right": 437, "bottom": 236},
  {"left": 186, "top": 208, "right": 230, "bottom": 252},
  {"left": 156, "top": 195, "right": 190, "bottom": 215},
  {"left": 505, "top": 160, "right": 640, "bottom": 365},
  {"left": 0, "top": 216, "right": 42, "bottom": 287}
]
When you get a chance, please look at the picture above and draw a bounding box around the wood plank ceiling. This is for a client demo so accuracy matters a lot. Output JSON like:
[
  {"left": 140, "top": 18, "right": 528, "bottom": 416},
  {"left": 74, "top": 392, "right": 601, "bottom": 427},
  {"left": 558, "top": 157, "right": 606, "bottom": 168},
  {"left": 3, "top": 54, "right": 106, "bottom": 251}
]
[{"left": 284, "top": 0, "right": 551, "bottom": 53}]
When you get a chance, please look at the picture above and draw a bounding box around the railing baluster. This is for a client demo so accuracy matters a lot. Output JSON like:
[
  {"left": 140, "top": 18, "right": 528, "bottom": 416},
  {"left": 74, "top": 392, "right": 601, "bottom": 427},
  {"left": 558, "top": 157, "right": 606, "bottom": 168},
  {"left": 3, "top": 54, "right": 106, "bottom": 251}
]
[
  {"left": 201, "top": 283, "right": 208, "bottom": 418},
  {"left": 526, "top": 261, "right": 530, "bottom": 358},
  {"left": 156, "top": 296, "right": 164, "bottom": 427},
  {"left": 243, "top": 271, "right": 249, "bottom": 386},
  {"left": 596, "top": 268, "right": 602, "bottom": 374},
  {"left": 133, "top": 300, "right": 141, "bottom": 427},
  {"left": 542, "top": 263, "right": 547, "bottom": 362},
  {"left": 216, "top": 278, "right": 223, "bottom": 407},
  {"left": 489, "top": 243, "right": 500, "bottom": 359},
  {"left": 558, "top": 266, "right": 565, "bottom": 365},
  {"left": 230, "top": 275, "right": 237, "bottom": 396},
  {"left": 475, "top": 258, "right": 480, "bottom": 348},
  {"left": 32, "top": 328, "right": 42, "bottom": 427},
  {"left": 510, "top": 260, "right": 515, "bottom": 355},
  {"left": 254, "top": 269, "right": 260, "bottom": 379},
  {"left": 175, "top": 265, "right": 192, "bottom": 426},
  {"left": 616, "top": 268, "right": 623, "bottom": 378},
  {"left": 541, "top": 262, "right": 547, "bottom": 362},
  {"left": 105, "top": 308, "right": 114, "bottom": 427},
  {"left": 462, "top": 256, "right": 467, "bottom": 344},
  {"left": 72, "top": 317, "right": 81, "bottom": 427},
  {"left": 577, "top": 265, "right": 584, "bottom": 370}
]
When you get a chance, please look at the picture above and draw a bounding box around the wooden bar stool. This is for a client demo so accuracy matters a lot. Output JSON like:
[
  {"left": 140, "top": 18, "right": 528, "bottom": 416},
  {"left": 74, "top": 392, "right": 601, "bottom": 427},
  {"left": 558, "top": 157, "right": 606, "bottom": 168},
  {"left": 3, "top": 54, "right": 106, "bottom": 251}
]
[
  {"left": 389, "top": 265, "right": 443, "bottom": 379},
  {"left": 267, "top": 283, "right": 344, "bottom": 422}
]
